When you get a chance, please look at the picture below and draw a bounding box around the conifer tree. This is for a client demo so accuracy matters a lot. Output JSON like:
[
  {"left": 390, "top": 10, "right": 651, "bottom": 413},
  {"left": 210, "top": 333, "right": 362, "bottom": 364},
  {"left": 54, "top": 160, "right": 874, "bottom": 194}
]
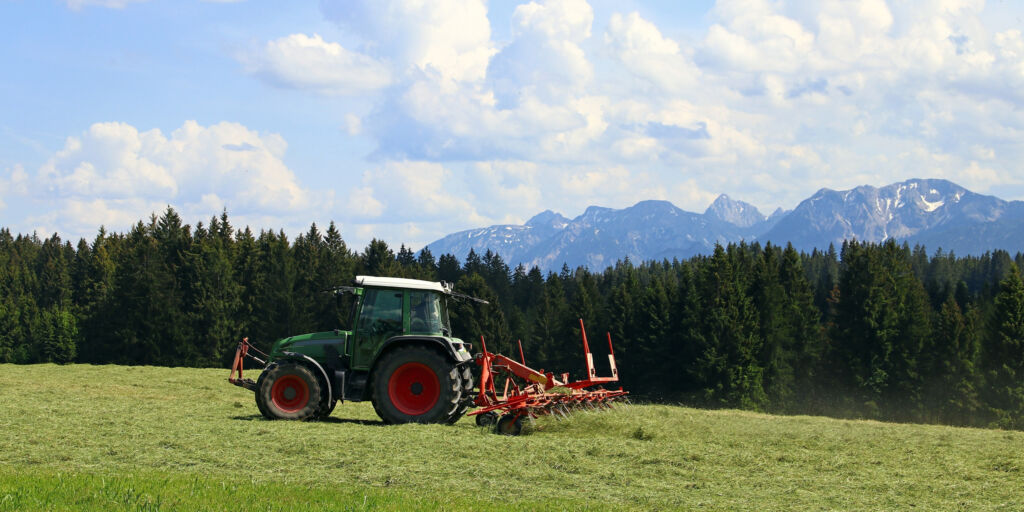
[
  {"left": 697, "top": 245, "right": 766, "bottom": 409},
  {"left": 416, "top": 247, "right": 438, "bottom": 279},
  {"left": 983, "top": 264, "right": 1024, "bottom": 428},
  {"left": 437, "top": 254, "right": 462, "bottom": 283},
  {"left": 361, "top": 238, "right": 399, "bottom": 277}
]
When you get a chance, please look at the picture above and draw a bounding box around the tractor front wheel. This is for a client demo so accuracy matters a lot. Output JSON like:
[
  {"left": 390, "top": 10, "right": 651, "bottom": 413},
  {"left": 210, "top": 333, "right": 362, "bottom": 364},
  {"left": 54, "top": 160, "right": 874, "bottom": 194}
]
[
  {"left": 371, "top": 346, "right": 461, "bottom": 424},
  {"left": 256, "top": 362, "right": 322, "bottom": 421}
]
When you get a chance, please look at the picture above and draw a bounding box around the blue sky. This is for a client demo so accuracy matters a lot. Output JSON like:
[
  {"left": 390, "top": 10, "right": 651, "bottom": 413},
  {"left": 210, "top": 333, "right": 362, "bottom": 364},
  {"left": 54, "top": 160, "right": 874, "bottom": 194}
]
[{"left": 2, "top": 0, "right": 1023, "bottom": 249}]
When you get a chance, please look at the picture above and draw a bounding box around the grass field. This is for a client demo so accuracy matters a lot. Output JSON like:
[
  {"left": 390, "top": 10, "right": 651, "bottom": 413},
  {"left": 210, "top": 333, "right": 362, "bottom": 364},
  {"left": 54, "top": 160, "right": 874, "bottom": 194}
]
[{"left": 0, "top": 364, "right": 1022, "bottom": 511}]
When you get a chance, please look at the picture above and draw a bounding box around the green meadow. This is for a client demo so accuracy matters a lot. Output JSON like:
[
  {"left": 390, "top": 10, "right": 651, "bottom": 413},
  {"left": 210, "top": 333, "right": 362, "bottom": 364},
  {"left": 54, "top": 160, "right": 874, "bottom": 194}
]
[{"left": 0, "top": 364, "right": 1021, "bottom": 511}]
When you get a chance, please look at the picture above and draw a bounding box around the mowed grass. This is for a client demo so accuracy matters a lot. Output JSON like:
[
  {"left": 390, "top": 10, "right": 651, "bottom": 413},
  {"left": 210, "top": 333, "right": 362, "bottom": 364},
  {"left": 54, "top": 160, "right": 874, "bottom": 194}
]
[{"left": 0, "top": 364, "right": 1022, "bottom": 511}]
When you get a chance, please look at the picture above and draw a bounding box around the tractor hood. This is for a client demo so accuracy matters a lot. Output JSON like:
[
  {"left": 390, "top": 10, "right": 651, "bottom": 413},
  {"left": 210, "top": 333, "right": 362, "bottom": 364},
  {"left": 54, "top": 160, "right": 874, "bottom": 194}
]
[{"left": 272, "top": 331, "right": 350, "bottom": 356}]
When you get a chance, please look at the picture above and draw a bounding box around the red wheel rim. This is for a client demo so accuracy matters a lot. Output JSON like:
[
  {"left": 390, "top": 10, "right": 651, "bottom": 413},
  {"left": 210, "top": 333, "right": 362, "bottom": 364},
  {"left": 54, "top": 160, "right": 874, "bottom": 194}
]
[
  {"left": 271, "top": 374, "right": 309, "bottom": 413},
  {"left": 387, "top": 362, "right": 440, "bottom": 415}
]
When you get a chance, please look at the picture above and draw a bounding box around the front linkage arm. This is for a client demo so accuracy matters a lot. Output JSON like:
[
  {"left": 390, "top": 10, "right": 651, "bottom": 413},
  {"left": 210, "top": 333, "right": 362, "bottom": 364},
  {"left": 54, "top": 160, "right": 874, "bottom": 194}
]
[{"left": 227, "top": 337, "right": 269, "bottom": 392}]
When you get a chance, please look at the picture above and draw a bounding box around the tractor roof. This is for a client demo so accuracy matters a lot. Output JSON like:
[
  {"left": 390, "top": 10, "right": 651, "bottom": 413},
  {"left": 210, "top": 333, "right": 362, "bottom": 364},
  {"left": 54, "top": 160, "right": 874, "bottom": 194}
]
[{"left": 354, "top": 275, "right": 450, "bottom": 294}]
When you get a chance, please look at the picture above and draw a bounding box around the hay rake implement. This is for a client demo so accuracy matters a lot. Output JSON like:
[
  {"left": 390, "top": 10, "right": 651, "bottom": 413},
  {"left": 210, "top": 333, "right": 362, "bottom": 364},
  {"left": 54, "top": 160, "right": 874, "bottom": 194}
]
[{"left": 469, "top": 319, "right": 629, "bottom": 435}]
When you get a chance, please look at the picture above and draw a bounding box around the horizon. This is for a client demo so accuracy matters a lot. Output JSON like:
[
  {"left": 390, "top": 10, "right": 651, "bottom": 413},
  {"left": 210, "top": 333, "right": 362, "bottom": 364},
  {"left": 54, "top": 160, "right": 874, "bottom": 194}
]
[
  {"left": 3, "top": 1, "right": 1024, "bottom": 250},
  {"left": 0, "top": 175, "right": 1015, "bottom": 253}
]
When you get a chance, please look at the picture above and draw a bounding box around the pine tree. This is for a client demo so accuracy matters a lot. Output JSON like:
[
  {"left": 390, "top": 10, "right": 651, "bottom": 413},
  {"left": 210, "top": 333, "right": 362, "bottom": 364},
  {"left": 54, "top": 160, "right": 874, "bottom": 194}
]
[
  {"left": 437, "top": 254, "right": 462, "bottom": 283},
  {"left": 318, "top": 222, "right": 356, "bottom": 329},
  {"left": 926, "top": 294, "right": 981, "bottom": 425},
  {"left": 31, "top": 234, "right": 77, "bottom": 363},
  {"left": 752, "top": 244, "right": 792, "bottom": 409},
  {"left": 184, "top": 215, "right": 243, "bottom": 366},
  {"left": 248, "top": 230, "right": 300, "bottom": 350},
  {"left": 448, "top": 273, "right": 509, "bottom": 355},
  {"left": 361, "top": 239, "right": 399, "bottom": 276},
  {"left": 463, "top": 249, "right": 484, "bottom": 276},
  {"left": 531, "top": 274, "right": 571, "bottom": 373},
  {"left": 696, "top": 245, "right": 765, "bottom": 409},
  {"left": 983, "top": 264, "right": 1024, "bottom": 428},
  {"left": 670, "top": 263, "right": 704, "bottom": 398},
  {"left": 634, "top": 277, "right": 672, "bottom": 397},
  {"left": 779, "top": 244, "right": 822, "bottom": 411},
  {"left": 416, "top": 247, "right": 438, "bottom": 279}
]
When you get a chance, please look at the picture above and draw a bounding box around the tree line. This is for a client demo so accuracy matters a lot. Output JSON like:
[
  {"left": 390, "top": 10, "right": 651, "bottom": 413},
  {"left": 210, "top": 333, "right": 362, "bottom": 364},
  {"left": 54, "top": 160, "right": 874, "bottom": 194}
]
[{"left": 2, "top": 207, "right": 1023, "bottom": 429}]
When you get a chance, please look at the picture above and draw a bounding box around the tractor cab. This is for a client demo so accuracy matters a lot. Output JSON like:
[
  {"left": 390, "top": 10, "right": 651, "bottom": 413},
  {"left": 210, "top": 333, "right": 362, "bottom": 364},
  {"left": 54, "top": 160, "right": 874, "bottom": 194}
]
[{"left": 343, "top": 276, "right": 464, "bottom": 370}]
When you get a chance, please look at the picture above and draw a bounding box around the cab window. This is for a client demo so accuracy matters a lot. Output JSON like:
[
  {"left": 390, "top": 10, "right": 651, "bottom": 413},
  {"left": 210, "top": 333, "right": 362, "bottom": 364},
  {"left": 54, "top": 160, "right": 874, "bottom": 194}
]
[
  {"left": 409, "top": 291, "right": 443, "bottom": 334},
  {"left": 358, "top": 288, "right": 403, "bottom": 335}
]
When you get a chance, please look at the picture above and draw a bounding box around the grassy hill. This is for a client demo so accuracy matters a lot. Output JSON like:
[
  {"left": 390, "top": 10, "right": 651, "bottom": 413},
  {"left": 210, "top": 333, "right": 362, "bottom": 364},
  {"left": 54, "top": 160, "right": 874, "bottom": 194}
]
[{"left": 0, "top": 364, "right": 1021, "bottom": 511}]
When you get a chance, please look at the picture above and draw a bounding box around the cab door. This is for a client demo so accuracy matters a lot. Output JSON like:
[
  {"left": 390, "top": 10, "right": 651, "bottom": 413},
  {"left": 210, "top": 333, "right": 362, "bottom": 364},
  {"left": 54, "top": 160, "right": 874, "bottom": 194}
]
[{"left": 352, "top": 288, "right": 404, "bottom": 370}]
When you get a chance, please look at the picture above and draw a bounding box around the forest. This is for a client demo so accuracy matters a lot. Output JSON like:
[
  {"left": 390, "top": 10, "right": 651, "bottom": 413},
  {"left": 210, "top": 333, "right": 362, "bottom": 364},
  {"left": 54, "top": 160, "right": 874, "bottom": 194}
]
[{"left": 1, "top": 207, "right": 1023, "bottom": 430}]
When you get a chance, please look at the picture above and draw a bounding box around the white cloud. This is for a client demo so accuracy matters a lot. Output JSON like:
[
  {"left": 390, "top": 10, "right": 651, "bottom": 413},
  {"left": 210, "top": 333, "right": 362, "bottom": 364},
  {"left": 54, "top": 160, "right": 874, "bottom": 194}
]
[
  {"left": 320, "top": 0, "right": 495, "bottom": 83},
  {"left": 606, "top": 12, "right": 700, "bottom": 93},
  {"left": 344, "top": 114, "right": 363, "bottom": 136},
  {"left": 247, "top": 34, "right": 392, "bottom": 95},
  {"left": 353, "top": 160, "right": 485, "bottom": 224},
  {"left": 33, "top": 121, "right": 319, "bottom": 237},
  {"left": 467, "top": 161, "right": 543, "bottom": 221},
  {"left": 0, "top": 165, "right": 29, "bottom": 211},
  {"left": 489, "top": 0, "right": 595, "bottom": 105}
]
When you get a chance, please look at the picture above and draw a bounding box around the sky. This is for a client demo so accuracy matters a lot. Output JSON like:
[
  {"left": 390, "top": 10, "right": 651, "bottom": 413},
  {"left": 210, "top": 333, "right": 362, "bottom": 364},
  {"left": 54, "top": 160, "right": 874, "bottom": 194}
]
[{"left": 2, "top": 0, "right": 1024, "bottom": 250}]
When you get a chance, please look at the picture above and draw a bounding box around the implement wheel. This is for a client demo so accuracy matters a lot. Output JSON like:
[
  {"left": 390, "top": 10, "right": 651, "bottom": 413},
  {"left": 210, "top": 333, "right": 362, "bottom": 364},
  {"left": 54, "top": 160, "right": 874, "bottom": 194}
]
[
  {"left": 495, "top": 414, "right": 523, "bottom": 436},
  {"left": 475, "top": 411, "right": 498, "bottom": 427},
  {"left": 371, "top": 345, "right": 461, "bottom": 424},
  {"left": 257, "top": 362, "right": 322, "bottom": 421}
]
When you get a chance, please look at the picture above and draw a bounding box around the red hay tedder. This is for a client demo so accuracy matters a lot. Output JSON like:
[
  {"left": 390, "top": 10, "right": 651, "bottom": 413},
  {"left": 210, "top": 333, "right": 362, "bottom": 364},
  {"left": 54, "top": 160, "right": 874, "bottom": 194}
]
[{"left": 469, "top": 319, "right": 629, "bottom": 435}]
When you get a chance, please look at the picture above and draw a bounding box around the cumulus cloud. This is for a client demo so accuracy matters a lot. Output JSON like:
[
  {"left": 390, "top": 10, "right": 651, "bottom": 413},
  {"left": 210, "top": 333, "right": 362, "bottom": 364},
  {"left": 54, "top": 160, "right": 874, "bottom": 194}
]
[
  {"left": 34, "top": 121, "right": 319, "bottom": 236},
  {"left": 246, "top": 34, "right": 392, "bottom": 95},
  {"left": 605, "top": 12, "right": 700, "bottom": 94},
  {"left": 488, "top": 0, "right": 594, "bottom": 105},
  {"left": 319, "top": 0, "right": 495, "bottom": 83},
  {"left": 0, "top": 165, "right": 29, "bottom": 211},
  {"left": 352, "top": 161, "right": 485, "bottom": 224}
]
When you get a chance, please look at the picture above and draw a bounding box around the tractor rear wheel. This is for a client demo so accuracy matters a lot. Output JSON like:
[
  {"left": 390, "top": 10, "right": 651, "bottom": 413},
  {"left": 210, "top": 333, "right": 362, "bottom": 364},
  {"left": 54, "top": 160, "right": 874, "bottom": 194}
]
[
  {"left": 371, "top": 346, "right": 461, "bottom": 424},
  {"left": 257, "top": 362, "right": 322, "bottom": 421},
  {"left": 446, "top": 365, "right": 475, "bottom": 424}
]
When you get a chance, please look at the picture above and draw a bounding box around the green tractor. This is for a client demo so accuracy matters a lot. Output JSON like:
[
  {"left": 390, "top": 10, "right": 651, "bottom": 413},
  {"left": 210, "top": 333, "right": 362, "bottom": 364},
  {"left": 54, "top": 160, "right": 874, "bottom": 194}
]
[{"left": 228, "top": 275, "right": 481, "bottom": 425}]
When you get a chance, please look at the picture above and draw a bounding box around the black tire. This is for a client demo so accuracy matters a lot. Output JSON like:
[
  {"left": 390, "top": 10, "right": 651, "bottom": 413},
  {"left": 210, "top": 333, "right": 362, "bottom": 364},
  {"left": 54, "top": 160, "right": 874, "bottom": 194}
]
[
  {"left": 475, "top": 411, "right": 498, "bottom": 427},
  {"left": 254, "top": 363, "right": 277, "bottom": 420},
  {"left": 256, "top": 362, "right": 322, "bottom": 421},
  {"left": 495, "top": 414, "right": 523, "bottom": 436},
  {"left": 370, "top": 345, "right": 461, "bottom": 424},
  {"left": 446, "top": 365, "right": 475, "bottom": 424},
  {"left": 314, "top": 399, "right": 337, "bottom": 420}
]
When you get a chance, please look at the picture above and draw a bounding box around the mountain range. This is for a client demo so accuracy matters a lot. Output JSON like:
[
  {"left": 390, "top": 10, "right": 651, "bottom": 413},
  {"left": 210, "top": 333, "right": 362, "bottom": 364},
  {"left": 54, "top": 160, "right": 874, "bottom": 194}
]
[{"left": 426, "top": 178, "right": 1024, "bottom": 271}]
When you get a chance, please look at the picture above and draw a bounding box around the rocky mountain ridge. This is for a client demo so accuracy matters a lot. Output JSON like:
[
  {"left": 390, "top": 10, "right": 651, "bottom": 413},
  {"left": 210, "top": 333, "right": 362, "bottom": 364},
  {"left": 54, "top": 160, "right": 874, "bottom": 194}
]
[{"left": 426, "top": 178, "right": 1023, "bottom": 270}]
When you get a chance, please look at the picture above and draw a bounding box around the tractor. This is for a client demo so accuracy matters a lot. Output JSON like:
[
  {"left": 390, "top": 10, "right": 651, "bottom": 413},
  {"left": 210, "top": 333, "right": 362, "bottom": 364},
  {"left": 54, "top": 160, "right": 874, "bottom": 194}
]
[
  {"left": 229, "top": 275, "right": 627, "bottom": 433},
  {"left": 229, "top": 275, "right": 480, "bottom": 424}
]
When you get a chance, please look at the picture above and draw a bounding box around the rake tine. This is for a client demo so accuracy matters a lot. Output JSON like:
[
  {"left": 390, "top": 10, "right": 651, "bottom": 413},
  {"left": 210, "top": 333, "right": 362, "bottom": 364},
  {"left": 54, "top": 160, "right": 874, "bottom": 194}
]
[{"left": 547, "top": 405, "right": 562, "bottom": 421}]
